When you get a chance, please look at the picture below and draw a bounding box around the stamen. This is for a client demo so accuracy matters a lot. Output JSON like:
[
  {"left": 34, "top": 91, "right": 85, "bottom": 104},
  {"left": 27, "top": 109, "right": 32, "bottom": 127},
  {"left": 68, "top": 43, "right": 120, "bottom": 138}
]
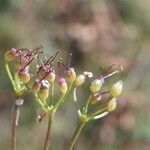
[
  {"left": 43, "top": 51, "right": 59, "bottom": 66},
  {"left": 57, "top": 58, "right": 62, "bottom": 77},
  {"left": 119, "top": 65, "right": 124, "bottom": 80},
  {"left": 61, "top": 62, "right": 69, "bottom": 70},
  {"left": 94, "top": 67, "right": 103, "bottom": 75},
  {"left": 48, "top": 51, "right": 59, "bottom": 64},
  {"left": 102, "top": 70, "right": 119, "bottom": 80},
  {"left": 100, "top": 90, "right": 110, "bottom": 95},
  {"left": 103, "top": 64, "right": 116, "bottom": 76},
  {"left": 68, "top": 53, "right": 72, "bottom": 67},
  {"left": 21, "top": 57, "right": 35, "bottom": 71},
  {"left": 32, "top": 45, "right": 44, "bottom": 54}
]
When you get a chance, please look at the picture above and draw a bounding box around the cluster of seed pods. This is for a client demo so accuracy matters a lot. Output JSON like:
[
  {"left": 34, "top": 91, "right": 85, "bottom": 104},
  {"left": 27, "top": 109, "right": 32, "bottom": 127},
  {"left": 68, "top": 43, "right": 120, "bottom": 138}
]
[{"left": 4, "top": 46, "right": 123, "bottom": 116}]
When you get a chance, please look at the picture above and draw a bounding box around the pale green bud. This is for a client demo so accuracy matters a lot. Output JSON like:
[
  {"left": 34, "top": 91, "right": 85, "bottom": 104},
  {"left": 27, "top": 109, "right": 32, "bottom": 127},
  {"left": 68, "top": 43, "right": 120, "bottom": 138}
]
[
  {"left": 74, "top": 74, "right": 85, "bottom": 87},
  {"left": 65, "top": 68, "right": 76, "bottom": 82},
  {"left": 58, "top": 77, "right": 68, "bottom": 94},
  {"left": 90, "top": 79, "right": 104, "bottom": 93},
  {"left": 38, "top": 80, "right": 50, "bottom": 101},
  {"left": 32, "top": 80, "right": 41, "bottom": 94},
  {"left": 110, "top": 80, "right": 123, "bottom": 97},
  {"left": 47, "top": 72, "right": 56, "bottom": 83},
  {"left": 106, "top": 98, "right": 117, "bottom": 112},
  {"left": 18, "top": 67, "right": 30, "bottom": 83},
  {"left": 4, "top": 48, "right": 18, "bottom": 62}
]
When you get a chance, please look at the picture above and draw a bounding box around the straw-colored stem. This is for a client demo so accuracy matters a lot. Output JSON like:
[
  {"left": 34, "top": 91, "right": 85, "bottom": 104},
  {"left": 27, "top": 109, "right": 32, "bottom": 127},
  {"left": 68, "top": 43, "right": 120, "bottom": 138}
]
[
  {"left": 43, "top": 112, "right": 54, "bottom": 150},
  {"left": 67, "top": 119, "right": 86, "bottom": 150},
  {"left": 11, "top": 99, "right": 24, "bottom": 150}
]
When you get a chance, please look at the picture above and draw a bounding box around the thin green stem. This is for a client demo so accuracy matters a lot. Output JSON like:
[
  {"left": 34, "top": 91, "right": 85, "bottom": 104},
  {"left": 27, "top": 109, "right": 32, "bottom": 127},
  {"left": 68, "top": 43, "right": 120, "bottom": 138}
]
[
  {"left": 34, "top": 96, "right": 48, "bottom": 112},
  {"left": 67, "top": 119, "right": 86, "bottom": 150},
  {"left": 88, "top": 102, "right": 107, "bottom": 119},
  {"left": 43, "top": 111, "right": 54, "bottom": 150},
  {"left": 82, "top": 95, "right": 92, "bottom": 114},
  {"left": 50, "top": 82, "right": 54, "bottom": 105},
  {"left": 54, "top": 82, "right": 73, "bottom": 111},
  {"left": 53, "top": 94, "right": 65, "bottom": 111},
  {"left": 24, "top": 84, "right": 48, "bottom": 112},
  {"left": 73, "top": 87, "right": 81, "bottom": 115},
  {"left": 93, "top": 111, "right": 108, "bottom": 120},
  {"left": 5, "top": 63, "right": 17, "bottom": 93}
]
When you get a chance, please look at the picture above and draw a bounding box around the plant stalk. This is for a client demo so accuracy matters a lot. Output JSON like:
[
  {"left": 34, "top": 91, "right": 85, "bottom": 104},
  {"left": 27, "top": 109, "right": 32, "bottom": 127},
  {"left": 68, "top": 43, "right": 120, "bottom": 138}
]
[
  {"left": 43, "top": 112, "right": 54, "bottom": 150},
  {"left": 67, "top": 119, "right": 86, "bottom": 150},
  {"left": 11, "top": 99, "right": 24, "bottom": 150}
]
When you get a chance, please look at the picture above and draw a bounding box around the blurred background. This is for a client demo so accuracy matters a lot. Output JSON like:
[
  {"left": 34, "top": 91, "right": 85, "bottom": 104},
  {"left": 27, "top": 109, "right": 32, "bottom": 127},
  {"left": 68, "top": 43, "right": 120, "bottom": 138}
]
[{"left": 0, "top": 0, "right": 150, "bottom": 149}]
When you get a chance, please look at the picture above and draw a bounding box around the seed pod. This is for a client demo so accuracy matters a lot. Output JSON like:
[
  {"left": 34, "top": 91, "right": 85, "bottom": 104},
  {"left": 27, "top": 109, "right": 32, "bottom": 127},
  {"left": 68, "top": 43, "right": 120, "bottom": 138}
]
[
  {"left": 110, "top": 80, "right": 123, "bottom": 97},
  {"left": 106, "top": 98, "right": 117, "bottom": 112},
  {"left": 90, "top": 79, "right": 104, "bottom": 93},
  {"left": 46, "top": 71, "right": 56, "bottom": 83},
  {"left": 18, "top": 72, "right": 30, "bottom": 83},
  {"left": 38, "top": 68, "right": 45, "bottom": 78},
  {"left": 32, "top": 80, "right": 41, "bottom": 94},
  {"left": 90, "top": 93, "right": 102, "bottom": 104},
  {"left": 58, "top": 77, "right": 68, "bottom": 94},
  {"left": 38, "top": 88, "right": 49, "bottom": 101},
  {"left": 74, "top": 74, "right": 85, "bottom": 87},
  {"left": 65, "top": 68, "right": 76, "bottom": 82},
  {"left": 4, "top": 48, "right": 18, "bottom": 62},
  {"left": 18, "top": 67, "right": 30, "bottom": 83},
  {"left": 38, "top": 80, "right": 50, "bottom": 101}
]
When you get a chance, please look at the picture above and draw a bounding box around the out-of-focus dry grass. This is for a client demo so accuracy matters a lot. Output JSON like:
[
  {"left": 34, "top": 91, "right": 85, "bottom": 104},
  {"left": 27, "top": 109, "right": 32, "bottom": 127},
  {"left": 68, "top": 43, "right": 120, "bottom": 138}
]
[{"left": 0, "top": 0, "right": 150, "bottom": 149}]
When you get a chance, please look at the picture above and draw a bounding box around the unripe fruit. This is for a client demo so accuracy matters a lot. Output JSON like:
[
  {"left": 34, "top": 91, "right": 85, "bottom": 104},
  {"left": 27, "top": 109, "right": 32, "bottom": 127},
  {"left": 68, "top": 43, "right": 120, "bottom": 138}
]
[
  {"left": 90, "top": 79, "right": 104, "bottom": 93},
  {"left": 106, "top": 98, "right": 117, "bottom": 112},
  {"left": 38, "top": 68, "right": 46, "bottom": 78},
  {"left": 38, "top": 88, "right": 49, "bottom": 101},
  {"left": 4, "top": 48, "right": 18, "bottom": 61},
  {"left": 90, "top": 93, "right": 102, "bottom": 104},
  {"left": 110, "top": 80, "right": 123, "bottom": 97},
  {"left": 18, "top": 68, "right": 30, "bottom": 83},
  {"left": 47, "top": 72, "right": 56, "bottom": 83},
  {"left": 74, "top": 74, "right": 85, "bottom": 87},
  {"left": 58, "top": 77, "right": 68, "bottom": 94},
  {"left": 65, "top": 68, "right": 76, "bottom": 82},
  {"left": 38, "top": 80, "right": 50, "bottom": 101},
  {"left": 32, "top": 80, "right": 41, "bottom": 94}
]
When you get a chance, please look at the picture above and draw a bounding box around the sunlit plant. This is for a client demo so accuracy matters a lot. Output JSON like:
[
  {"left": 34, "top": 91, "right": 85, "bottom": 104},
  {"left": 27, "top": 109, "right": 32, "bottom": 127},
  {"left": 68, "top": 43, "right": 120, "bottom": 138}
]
[{"left": 4, "top": 46, "right": 123, "bottom": 150}]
